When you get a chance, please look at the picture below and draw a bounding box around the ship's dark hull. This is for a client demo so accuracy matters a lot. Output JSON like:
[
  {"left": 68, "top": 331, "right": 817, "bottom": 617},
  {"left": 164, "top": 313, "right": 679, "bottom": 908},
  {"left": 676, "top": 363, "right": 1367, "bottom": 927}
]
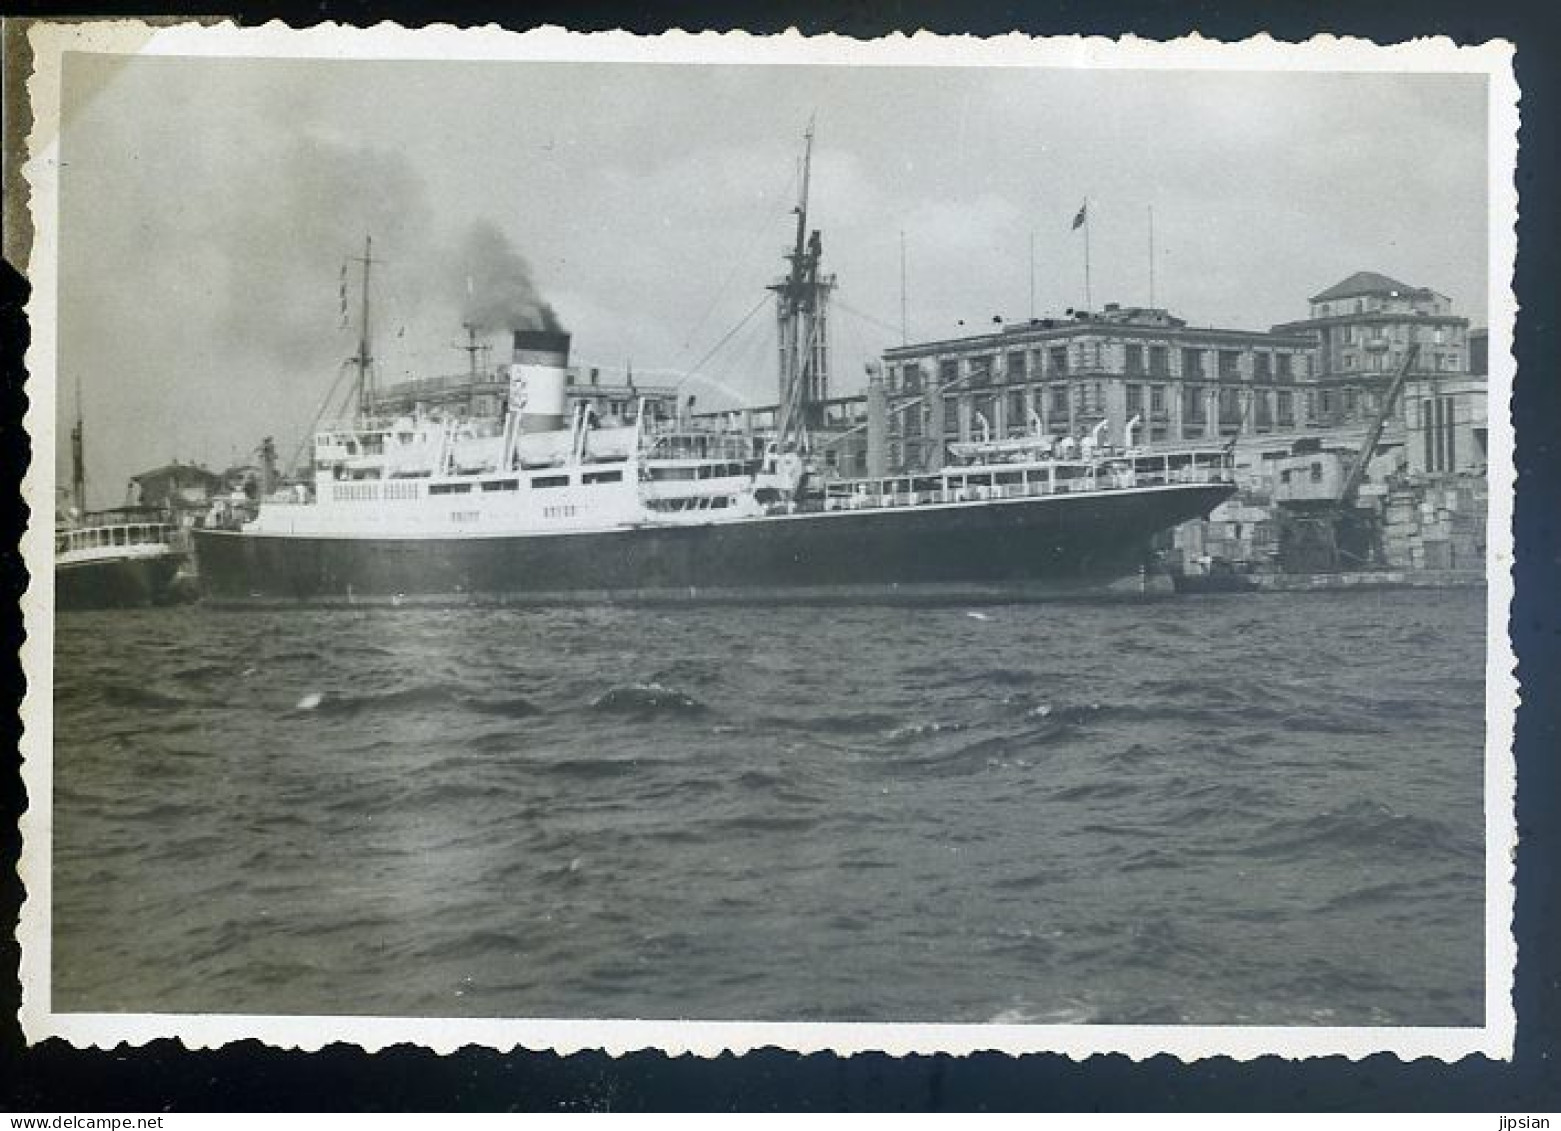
[
  {"left": 1170, "top": 567, "right": 1262, "bottom": 594},
  {"left": 56, "top": 554, "right": 184, "bottom": 611},
  {"left": 194, "top": 484, "right": 1233, "bottom": 605}
]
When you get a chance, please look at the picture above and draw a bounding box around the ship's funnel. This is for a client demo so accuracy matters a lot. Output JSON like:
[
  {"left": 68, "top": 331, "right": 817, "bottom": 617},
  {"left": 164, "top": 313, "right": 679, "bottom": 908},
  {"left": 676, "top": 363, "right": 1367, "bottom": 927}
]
[{"left": 510, "top": 329, "right": 571, "bottom": 433}]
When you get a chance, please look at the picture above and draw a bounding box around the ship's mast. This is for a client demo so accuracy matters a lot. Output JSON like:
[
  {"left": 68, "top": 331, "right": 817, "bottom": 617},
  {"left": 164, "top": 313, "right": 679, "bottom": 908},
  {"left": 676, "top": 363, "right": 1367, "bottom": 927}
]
[
  {"left": 349, "top": 236, "right": 377, "bottom": 420},
  {"left": 771, "top": 120, "right": 832, "bottom": 455},
  {"left": 69, "top": 374, "right": 85, "bottom": 516},
  {"left": 455, "top": 323, "right": 490, "bottom": 415}
]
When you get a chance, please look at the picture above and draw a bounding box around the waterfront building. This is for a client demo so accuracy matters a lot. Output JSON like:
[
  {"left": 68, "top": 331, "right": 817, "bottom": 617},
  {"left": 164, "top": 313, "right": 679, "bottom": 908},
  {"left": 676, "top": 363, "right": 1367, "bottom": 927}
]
[
  {"left": 1395, "top": 324, "right": 1491, "bottom": 478},
  {"left": 376, "top": 364, "right": 681, "bottom": 425},
  {"left": 1469, "top": 327, "right": 1489, "bottom": 377},
  {"left": 1401, "top": 374, "right": 1489, "bottom": 477},
  {"left": 130, "top": 462, "right": 224, "bottom": 510},
  {"left": 878, "top": 304, "right": 1317, "bottom": 472},
  {"left": 1270, "top": 270, "right": 1472, "bottom": 427}
]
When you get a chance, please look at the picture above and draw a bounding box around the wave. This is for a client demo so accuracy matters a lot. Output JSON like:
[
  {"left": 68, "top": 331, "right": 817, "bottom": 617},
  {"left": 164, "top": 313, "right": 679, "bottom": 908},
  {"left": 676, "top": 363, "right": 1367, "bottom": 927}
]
[
  {"left": 888, "top": 722, "right": 1079, "bottom": 776},
  {"left": 754, "top": 710, "right": 905, "bottom": 736},
  {"left": 945, "top": 667, "right": 1040, "bottom": 688},
  {"left": 1244, "top": 799, "right": 1479, "bottom": 862},
  {"left": 97, "top": 683, "right": 199, "bottom": 711},
  {"left": 1051, "top": 779, "right": 1141, "bottom": 802},
  {"left": 590, "top": 682, "right": 707, "bottom": 717},
  {"left": 884, "top": 719, "right": 968, "bottom": 743},
  {"left": 293, "top": 684, "right": 539, "bottom": 719},
  {"left": 460, "top": 694, "right": 541, "bottom": 719}
]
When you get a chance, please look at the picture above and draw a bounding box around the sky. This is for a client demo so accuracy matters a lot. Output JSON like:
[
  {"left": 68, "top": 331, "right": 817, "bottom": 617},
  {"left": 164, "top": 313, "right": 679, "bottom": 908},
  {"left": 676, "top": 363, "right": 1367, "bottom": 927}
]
[{"left": 52, "top": 52, "right": 1490, "bottom": 506}]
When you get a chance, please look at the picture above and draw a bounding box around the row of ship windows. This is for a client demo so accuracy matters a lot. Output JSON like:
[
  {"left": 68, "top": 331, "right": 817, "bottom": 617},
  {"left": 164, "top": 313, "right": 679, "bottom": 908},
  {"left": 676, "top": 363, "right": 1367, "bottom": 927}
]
[
  {"left": 57, "top": 525, "right": 172, "bottom": 553},
  {"left": 338, "top": 470, "right": 626, "bottom": 502},
  {"left": 645, "top": 462, "right": 753, "bottom": 481},
  {"left": 646, "top": 496, "right": 735, "bottom": 512}
]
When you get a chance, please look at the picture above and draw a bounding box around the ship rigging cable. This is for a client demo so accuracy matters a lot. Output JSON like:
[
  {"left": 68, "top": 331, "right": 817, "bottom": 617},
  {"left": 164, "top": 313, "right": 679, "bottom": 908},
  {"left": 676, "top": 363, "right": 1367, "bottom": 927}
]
[
  {"left": 673, "top": 163, "right": 800, "bottom": 363},
  {"left": 285, "top": 359, "right": 359, "bottom": 476},
  {"left": 833, "top": 296, "right": 904, "bottom": 340},
  {"left": 671, "top": 290, "right": 772, "bottom": 394}
]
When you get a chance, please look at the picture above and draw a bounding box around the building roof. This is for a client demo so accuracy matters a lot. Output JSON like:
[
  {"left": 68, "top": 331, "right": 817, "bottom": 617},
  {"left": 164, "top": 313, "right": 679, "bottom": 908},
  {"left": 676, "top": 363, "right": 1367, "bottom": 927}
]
[
  {"left": 1308, "top": 271, "right": 1427, "bottom": 303},
  {"left": 883, "top": 318, "right": 1313, "bottom": 360},
  {"left": 129, "top": 462, "right": 223, "bottom": 487}
]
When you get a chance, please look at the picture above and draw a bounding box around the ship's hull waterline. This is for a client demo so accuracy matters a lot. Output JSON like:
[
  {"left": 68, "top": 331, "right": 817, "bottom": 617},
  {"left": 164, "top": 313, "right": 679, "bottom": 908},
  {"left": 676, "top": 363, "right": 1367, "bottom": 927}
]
[
  {"left": 56, "top": 554, "right": 184, "bottom": 611},
  {"left": 193, "top": 482, "right": 1232, "bottom": 606}
]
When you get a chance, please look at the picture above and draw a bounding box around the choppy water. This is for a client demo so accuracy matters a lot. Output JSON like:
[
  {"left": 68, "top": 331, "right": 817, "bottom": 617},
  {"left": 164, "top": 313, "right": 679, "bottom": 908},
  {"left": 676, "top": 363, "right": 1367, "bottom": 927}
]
[{"left": 51, "top": 590, "right": 1487, "bottom": 1025}]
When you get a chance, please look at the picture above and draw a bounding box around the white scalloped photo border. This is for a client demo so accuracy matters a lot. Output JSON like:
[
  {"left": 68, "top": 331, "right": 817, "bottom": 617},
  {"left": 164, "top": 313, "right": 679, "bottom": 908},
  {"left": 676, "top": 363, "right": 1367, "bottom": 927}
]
[{"left": 16, "top": 20, "right": 1520, "bottom": 1062}]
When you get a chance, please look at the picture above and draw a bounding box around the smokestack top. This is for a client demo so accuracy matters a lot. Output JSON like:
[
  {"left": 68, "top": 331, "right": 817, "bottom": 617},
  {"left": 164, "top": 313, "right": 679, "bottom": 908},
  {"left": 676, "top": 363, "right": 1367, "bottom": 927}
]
[{"left": 513, "top": 329, "right": 571, "bottom": 363}]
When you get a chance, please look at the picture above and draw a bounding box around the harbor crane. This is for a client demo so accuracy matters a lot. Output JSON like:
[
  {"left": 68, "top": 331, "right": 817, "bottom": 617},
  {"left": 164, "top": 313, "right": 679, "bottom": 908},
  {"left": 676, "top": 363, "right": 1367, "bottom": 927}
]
[{"left": 1277, "top": 343, "right": 1421, "bottom": 572}]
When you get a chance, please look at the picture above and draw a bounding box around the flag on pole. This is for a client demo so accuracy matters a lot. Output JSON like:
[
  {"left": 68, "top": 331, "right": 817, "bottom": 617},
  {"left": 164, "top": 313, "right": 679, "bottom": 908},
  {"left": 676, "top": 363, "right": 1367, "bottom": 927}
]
[{"left": 1071, "top": 202, "right": 1088, "bottom": 230}]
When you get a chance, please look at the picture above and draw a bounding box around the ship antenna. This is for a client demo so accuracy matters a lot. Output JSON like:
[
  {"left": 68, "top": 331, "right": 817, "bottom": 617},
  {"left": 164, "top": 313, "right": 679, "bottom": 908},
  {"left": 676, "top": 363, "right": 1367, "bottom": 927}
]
[{"left": 349, "top": 235, "right": 377, "bottom": 420}]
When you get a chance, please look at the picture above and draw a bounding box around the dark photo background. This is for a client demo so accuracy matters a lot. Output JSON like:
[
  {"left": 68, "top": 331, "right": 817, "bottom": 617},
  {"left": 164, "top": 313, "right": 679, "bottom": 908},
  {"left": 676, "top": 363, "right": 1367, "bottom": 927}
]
[{"left": 2, "top": 0, "right": 1558, "bottom": 1112}]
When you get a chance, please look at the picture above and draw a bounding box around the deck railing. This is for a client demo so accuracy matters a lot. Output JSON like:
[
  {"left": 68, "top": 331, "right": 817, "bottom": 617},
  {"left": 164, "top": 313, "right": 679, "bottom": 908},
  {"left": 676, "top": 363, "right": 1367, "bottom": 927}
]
[{"left": 816, "top": 453, "right": 1231, "bottom": 514}]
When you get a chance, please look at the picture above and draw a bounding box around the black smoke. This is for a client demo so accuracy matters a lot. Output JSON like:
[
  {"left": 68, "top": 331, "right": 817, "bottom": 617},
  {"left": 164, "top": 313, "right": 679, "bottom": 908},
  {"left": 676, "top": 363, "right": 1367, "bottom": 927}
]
[{"left": 451, "top": 219, "right": 564, "bottom": 333}]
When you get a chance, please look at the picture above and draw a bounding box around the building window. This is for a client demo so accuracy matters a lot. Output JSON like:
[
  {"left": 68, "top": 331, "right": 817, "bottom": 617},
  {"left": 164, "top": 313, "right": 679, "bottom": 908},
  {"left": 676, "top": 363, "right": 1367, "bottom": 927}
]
[
  {"left": 969, "top": 356, "right": 993, "bottom": 386},
  {"left": 1007, "top": 351, "right": 1027, "bottom": 382},
  {"left": 1125, "top": 344, "right": 1145, "bottom": 376},
  {"left": 1048, "top": 346, "right": 1069, "bottom": 375},
  {"left": 1219, "top": 388, "right": 1242, "bottom": 425},
  {"left": 943, "top": 396, "right": 959, "bottom": 434},
  {"left": 939, "top": 359, "right": 959, "bottom": 389},
  {"left": 1126, "top": 383, "right": 1144, "bottom": 415},
  {"left": 1149, "top": 345, "right": 1169, "bottom": 376},
  {"left": 902, "top": 364, "right": 922, "bottom": 393},
  {"left": 1277, "top": 353, "right": 1292, "bottom": 382},
  {"left": 1254, "top": 352, "right": 1272, "bottom": 380},
  {"left": 1184, "top": 384, "right": 1205, "bottom": 424},
  {"left": 1075, "top": 382, "right": 1103, "bottom": 417},
  {"left": 1182, "top": 348, "right": 1204, "bottom": 379},
  {"left": 1051, "top": 383, "right": 1069, "bottom": 416},
  {"left": 1150, "top": 385, "right": 1166, "bottom": 414},
  {"left": 1218, "top": 350, "right": 1241, "bottom": 379},
  {"left": 1277, "top": 390, "right": 1294, "bottom": 426},
  {"left": 1007, "top": 389, "right": 1027, "bottom": 431},
  {"left": 973, "top": 394, "right": 998, "bottom": 434}
]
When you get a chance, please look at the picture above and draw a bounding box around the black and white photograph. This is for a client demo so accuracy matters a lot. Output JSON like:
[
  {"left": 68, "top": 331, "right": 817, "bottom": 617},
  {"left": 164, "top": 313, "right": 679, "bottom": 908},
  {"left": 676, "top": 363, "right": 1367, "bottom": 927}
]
[{"left": 17, "top": 24, "right": 1517, "bottom": 1061}]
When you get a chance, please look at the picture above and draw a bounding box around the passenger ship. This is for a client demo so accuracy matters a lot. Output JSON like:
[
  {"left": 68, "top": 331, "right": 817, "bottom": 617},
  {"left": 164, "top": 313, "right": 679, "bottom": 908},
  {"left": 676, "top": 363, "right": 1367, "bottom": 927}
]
[
  {"left": 194, "top": 130, "right": 1234, "bottom": 604},
  {"left": 194, "top": 324, "right": 1234, "bottom": 604}
]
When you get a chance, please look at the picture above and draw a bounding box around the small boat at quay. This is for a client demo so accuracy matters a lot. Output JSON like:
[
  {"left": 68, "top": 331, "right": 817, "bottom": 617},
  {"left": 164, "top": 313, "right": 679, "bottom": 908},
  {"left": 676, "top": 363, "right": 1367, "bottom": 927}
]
[
  {"left": 56, "top": 509, "right": 184, "bottom": 611},
  {"left": 55, "top": 393, "right": 184, "bottom": 611}
]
